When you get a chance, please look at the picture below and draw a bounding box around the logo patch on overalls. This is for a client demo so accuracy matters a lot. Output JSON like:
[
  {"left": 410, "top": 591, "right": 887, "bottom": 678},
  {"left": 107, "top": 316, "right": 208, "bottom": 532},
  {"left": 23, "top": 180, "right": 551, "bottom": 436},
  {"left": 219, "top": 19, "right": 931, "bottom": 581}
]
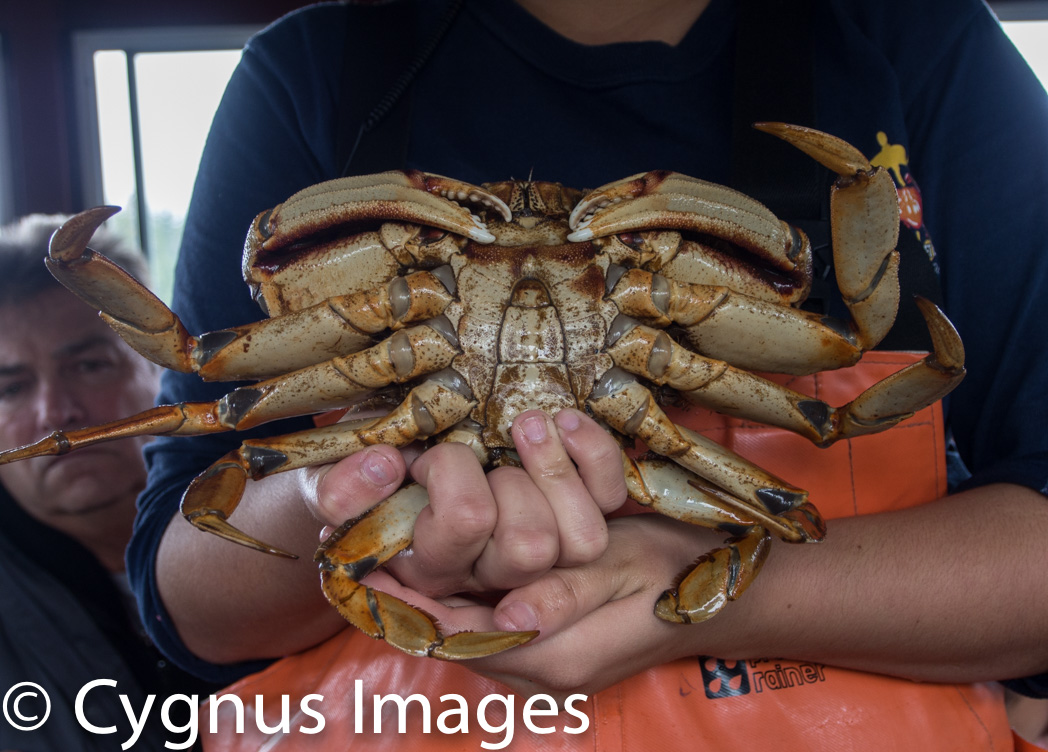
[{"left": 698, "top": 657, "right": 829, "bottom": 699}]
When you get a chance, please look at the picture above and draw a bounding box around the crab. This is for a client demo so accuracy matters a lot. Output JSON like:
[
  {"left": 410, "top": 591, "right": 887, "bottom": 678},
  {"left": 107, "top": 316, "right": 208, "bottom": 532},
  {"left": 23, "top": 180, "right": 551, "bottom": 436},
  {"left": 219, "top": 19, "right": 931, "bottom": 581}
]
[{"left": 0, "top": 123, "right": 965, "bottom": 660}]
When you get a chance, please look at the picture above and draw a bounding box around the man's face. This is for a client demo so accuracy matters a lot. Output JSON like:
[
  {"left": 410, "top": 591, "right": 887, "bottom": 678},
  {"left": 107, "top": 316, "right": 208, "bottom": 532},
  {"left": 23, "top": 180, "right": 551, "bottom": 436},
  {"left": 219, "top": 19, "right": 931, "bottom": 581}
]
[{"left": 0, "top": 288, "right": 160, "bottom": 525}]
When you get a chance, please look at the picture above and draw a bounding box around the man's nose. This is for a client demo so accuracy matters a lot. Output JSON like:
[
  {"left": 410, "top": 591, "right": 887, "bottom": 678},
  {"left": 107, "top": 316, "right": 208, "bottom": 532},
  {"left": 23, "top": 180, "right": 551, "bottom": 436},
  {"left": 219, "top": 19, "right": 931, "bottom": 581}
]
[{"left": 34, "top": 379, "right": 88, "bottom": 431}]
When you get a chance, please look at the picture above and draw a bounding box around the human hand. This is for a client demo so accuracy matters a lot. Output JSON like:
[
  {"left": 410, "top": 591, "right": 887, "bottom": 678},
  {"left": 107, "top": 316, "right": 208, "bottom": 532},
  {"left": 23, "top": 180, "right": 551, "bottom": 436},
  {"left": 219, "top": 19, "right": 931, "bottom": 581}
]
[
  {"left": 298, "top": 412, "right": 720, "bottom": 698},
  {"left": 464, "top": 514, "right": 717, "bottom": 699},
  {"left": 303, "top": 407, "right": 627, "bottom": 597}
]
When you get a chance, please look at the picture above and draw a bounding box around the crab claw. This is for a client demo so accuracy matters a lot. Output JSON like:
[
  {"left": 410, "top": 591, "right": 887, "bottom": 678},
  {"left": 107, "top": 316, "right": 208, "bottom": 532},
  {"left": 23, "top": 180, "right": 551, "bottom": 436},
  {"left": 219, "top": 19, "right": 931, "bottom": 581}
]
[
  {"left": 752, "top": 122, "right": 873, "bottom": 175},
  {"left": 567, "top": 171, "right": 653, "bottom": 232},
  {"left": 47, "top": 205, "right": 121, "bottom": 263},
  {"left": 254, "top": 171, "right": 511, "bottom": 251},
  {"left": 420, "top": 172, "right": 513, "bottom": 224},
  {"left": 755, "top": 121, "right": 902, "bottom": 349},
  {"left": 567, "top": 170, "right": 801, "bottom": 275},
  {"left": 46, "top": 207, "right": 197, "bottom": 372},
  {"left": 316, "top": 484, "right": 538, "bottom": 659}
]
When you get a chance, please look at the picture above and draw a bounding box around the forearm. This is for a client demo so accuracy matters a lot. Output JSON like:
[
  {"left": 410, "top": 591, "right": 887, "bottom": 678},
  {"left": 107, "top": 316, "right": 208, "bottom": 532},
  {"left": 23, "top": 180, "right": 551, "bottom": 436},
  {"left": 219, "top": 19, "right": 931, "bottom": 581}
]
[
  {"left": 474, "top": 481, "right": 1048, "bottom": 697},
  {"left": 156, "top": 471, "right": 346, "bottom": 664},
  {"left": 690, "top": 482, "right": 1048, "bottom": 682}
]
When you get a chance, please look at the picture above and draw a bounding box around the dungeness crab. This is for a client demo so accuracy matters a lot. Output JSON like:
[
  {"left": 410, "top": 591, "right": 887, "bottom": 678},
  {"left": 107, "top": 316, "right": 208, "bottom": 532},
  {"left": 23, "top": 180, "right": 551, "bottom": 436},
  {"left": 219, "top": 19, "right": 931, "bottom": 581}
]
[{"left": 0, "top": 124, "right": 965, "bottom": 659}]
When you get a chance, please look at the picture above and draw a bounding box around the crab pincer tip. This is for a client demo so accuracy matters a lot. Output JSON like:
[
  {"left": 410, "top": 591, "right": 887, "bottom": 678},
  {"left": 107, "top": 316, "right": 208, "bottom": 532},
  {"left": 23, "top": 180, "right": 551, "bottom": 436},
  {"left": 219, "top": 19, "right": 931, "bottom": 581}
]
[
  {"left": 48, "top": 205, "right": 122, "bottom": 262},
  {"left": 468, "top": 223, "right": 496, "bottom": 244}
]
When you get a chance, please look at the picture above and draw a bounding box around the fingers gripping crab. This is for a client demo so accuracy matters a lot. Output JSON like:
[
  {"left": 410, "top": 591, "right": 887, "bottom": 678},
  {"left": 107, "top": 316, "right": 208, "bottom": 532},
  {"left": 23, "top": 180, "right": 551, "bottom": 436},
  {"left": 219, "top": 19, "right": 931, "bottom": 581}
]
[{"left": 0, "top": 124, "right": 965, "bottom": 660}]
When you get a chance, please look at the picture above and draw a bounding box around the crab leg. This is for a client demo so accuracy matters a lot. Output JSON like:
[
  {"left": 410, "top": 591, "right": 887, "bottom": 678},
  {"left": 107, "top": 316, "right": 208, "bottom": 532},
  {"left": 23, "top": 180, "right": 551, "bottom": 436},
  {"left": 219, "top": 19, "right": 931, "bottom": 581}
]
[
  {"left": 46, "top": 209, "right": 456, "bottom": 380},
  {"left": 181, "top": 371, "right": 476, "bottom": 556},
  {"left": 623, "top": 456, "right": 777, "bottom": 622},
  {"left": 828, "top": 297, "right": 965, "bottom": 440},
  {"left": 623, "top": 452, "right": 817, "bottom": 542},
  {"left": 604, "top": 305, "right": 964, "bottom": 447},
  {"left": 607, "top": 267, "right": 862, "bottom": 374},
  {"left": 192, "top": 270, "right": 455, "bottom": 381},
  {"left": 193, "top": 320, "right": 460, "bottom": 431},
  {"left": 587, "top": 367, "right": 821, "bottom": 528},
  {"left": 315, "top": 483, "right": 538, "bottom": 660},
  {"left": 0, "top": 322, "right": 461, "bottom": 467},
  {"left": 605, "top": 318, "right": 838, "bottom": 443},
  {"left": 0, "top": 403, "right": 231, "bottom": 466}
]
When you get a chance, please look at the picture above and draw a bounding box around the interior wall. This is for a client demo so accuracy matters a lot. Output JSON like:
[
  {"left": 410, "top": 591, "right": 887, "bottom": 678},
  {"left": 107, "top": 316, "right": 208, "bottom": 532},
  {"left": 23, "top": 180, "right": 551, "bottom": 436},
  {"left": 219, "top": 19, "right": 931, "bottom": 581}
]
[{"left": 0, "top": 0, "right": 309, "bottom": 218}]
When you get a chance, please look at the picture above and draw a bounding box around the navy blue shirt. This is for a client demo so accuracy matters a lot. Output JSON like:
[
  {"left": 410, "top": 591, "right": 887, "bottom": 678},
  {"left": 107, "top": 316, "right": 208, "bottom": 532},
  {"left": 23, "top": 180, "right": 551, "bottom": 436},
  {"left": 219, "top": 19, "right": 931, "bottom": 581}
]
[{"left": 128, "top": 0, "right": 1048, "bottom": 692}]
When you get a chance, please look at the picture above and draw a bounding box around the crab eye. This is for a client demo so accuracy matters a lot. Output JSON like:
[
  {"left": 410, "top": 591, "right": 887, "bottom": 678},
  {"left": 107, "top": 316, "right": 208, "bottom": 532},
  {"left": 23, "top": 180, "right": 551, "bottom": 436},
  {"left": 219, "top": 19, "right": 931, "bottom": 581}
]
[
  {"left": 258, "top": 209, "right": 275, "bottom": 239},
  {"left": 617, "top": 232, "right": 646, "bottom": 249},
  {"left": 418, "top": 227, "right": 449, "bottom": 245}
]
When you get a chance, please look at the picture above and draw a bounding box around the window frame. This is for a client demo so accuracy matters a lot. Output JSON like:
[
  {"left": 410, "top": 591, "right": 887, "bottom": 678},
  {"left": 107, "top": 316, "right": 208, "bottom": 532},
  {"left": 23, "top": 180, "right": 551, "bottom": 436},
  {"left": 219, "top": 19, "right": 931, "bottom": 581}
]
[
  {"left": 0, "top": 35, "right": 14, "bottom": 225},
  {"left": 992, "top": 1, "right": 1048, "bottom": 21},
  {"left": 71, "top": 25, "right": 259, "bottom": 242}
]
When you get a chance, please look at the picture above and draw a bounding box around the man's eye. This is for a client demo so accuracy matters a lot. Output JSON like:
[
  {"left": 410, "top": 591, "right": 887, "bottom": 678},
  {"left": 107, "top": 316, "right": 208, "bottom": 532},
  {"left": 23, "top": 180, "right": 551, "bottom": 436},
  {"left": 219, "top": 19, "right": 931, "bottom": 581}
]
[
  {"left": 73, "top": 359, "right": 115, "bottom": 374},
  {"left": 0, "top": 380, "right": 27, "bottom": 402}
]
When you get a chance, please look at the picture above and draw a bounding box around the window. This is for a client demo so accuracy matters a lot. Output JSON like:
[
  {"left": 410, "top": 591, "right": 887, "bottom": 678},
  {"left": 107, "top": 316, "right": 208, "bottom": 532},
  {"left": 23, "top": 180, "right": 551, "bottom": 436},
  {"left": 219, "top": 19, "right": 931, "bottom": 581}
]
[
  {"left": 73, "top": 27, "right": 258, "bottom": 303},
  {"left": 1001, "top": 21, "right": 1048, "bottom": 88},
  {"left": 995, "top": 1, "right": 1048, "bottom": 88}
]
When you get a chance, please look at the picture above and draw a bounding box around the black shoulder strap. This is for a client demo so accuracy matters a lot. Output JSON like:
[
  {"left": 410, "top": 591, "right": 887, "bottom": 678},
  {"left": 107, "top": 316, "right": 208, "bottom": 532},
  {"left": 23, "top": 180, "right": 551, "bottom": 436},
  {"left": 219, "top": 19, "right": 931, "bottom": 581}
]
[
  {"left": 730, "top": 0, "right": 822, "bottom": 220},
  {"left": 728, "top": 0, "right": 838, "bottom": 317},
  {"left": 335, "top": 0, "right": 463, "bottom": 177}
]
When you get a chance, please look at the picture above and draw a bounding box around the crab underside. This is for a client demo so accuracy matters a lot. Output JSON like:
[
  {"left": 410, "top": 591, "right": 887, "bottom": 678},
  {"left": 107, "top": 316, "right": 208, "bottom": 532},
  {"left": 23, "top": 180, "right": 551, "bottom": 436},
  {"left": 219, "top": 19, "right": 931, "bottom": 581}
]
[{"left": 0, "top": 124, "right": 964, "bottom": 659}]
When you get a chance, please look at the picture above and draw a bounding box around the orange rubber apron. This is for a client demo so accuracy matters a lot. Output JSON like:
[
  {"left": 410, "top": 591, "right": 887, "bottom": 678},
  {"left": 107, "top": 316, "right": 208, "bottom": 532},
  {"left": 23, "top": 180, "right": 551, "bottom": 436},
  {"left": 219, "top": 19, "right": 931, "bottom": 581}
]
[{"left": 201, "top": 352, "right": 1019, "bottom": 750}]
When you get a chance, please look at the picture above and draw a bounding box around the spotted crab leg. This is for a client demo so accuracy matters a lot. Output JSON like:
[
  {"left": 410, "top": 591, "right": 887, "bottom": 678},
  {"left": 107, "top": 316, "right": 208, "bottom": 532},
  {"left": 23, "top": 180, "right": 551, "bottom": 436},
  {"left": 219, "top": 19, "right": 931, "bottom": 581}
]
[
  {"left": 603, "top": 308, "right": 964, "bottom": 447},
  {"left": 191, "top": 270, "right": 456, "bottom": 381},
  {"left": 0, "top": 322, "right": 459, "bottom": 465},
  {"left": 623, "top": 456, "right": 778, "bottom": 622},
  {"left": 311, "top": 415, "right": 536, "bottom": 659},
  {"left": 46, "top": 207, "right": 197, "bottom": 373},
  {"left": 193, "top": 320, "right": 460, "bottom": 432},
  {"left": 315, "top": 483, "right": 538, "bottom": 660},
  {"left": 587, "top": 378, "right": 824, "bottom": 623},
  {"left": 607, "top": 266, "right": 862, "bottom": 374},
  {"left": 181, "top": 370, "right": 476, "bottom": 557},
  {"left": 46, "top": 207, "right": 456, "bottom": 380},
  {"left": 587, "top": 368, "right": 823, "bottom": 531}
]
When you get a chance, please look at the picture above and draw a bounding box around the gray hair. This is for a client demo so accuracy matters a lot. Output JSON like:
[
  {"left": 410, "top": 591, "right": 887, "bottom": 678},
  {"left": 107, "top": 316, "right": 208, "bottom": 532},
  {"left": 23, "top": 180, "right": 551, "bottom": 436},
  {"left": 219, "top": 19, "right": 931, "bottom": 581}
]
[{"left": 0, "top": 213, "right": 149, "bottom": 304}]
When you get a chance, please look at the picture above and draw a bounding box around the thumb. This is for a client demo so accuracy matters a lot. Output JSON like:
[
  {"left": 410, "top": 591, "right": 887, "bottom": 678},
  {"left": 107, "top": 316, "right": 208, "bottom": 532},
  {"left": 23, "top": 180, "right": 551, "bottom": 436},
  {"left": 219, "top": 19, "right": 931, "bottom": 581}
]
[
  {"left": 302, "top": 445, "right": 407, "bottom": 526},
  {"left": 491, "top": 516, "right": 705, "bottom": 638},
  {"left": 491, "top": 560, "right": 624, "bottom": 638}
]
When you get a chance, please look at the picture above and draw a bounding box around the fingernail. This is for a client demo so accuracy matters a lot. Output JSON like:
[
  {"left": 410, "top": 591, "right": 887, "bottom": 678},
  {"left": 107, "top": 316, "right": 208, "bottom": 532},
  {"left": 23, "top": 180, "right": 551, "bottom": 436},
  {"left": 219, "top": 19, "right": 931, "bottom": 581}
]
[
  {"left": 520, "top": 415, "right": 547, "bottom": 442},
  {"left": 361, "top": 450, "right": 395, "bottom": 486},
  {"left": 556, "top": 409, "right": 581, "bottom": 431},
  {"left": 498, "top": 601, "right": 539, "bottom": 633}
]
